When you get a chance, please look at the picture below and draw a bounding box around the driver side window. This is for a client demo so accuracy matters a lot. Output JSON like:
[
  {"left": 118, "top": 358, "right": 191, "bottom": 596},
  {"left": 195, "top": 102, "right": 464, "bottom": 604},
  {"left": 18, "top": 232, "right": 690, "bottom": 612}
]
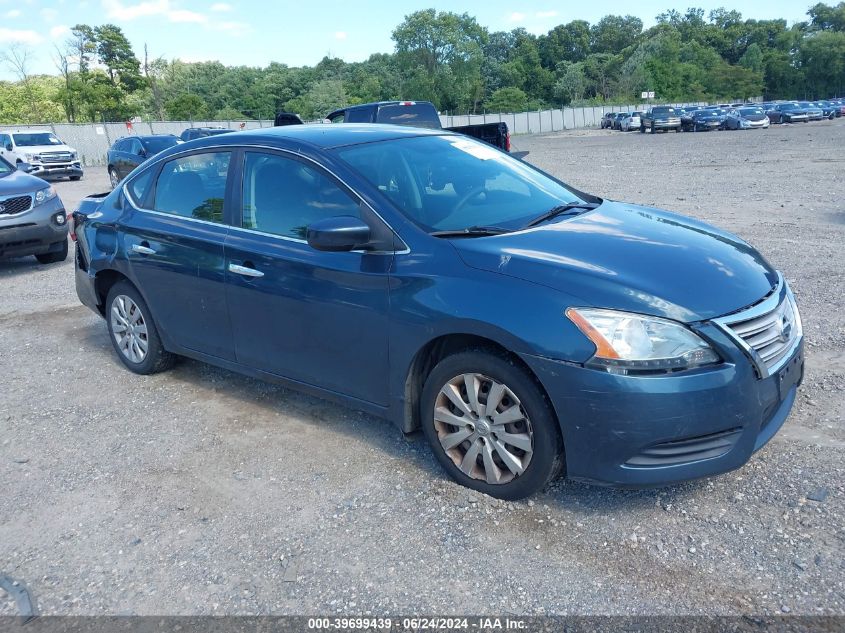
[{"left": 241, "top": 152, "right": 361, "bottom": 240}]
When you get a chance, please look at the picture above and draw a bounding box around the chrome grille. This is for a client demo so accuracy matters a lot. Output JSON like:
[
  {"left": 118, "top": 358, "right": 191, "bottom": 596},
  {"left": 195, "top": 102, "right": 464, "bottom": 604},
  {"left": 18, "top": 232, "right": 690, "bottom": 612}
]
[
  {"left": 714, "top": 273, "right": 802, "bottom": 378},
  {"left": 39, "top": 152, "right": 73, "bottom": 163},
  {"left": 0, "top": 195, "right": 33, "bottom": 215}
]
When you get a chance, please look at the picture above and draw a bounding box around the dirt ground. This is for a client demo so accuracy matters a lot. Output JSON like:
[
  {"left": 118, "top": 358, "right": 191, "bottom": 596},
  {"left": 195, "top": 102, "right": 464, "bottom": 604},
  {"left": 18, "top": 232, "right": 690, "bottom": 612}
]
[{"left": 1, "top": 120, "right": 843, "bottom": 616}]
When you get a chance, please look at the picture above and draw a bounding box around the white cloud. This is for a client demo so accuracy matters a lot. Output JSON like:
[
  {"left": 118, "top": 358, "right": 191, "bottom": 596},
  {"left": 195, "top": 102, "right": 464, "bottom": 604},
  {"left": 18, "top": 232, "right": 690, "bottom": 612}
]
[
  {"left": 212, "top": 21, "right": 249, "bottom": 36},
  {"left": 40, "top": 7, "right": 59, "bottom": 21},
  {"left": 101, "top": 1, "right": 248, "bottom": 35},
  {"left": 536, "top": 10, "right": 558, "bottom": 18},
  {"left": 0, "top": 28, "right": 43, "bottom": 45},
  {"left": 101, "top": 0, "right": 170, "bottom": 21},
  {"left": 168, "top": 9, "right": 207, "bottom": 24},
  {"left": 334, "top": 31, "right": 347, "bottom": 40},
  {"left": 508, "top": 12, "right": 526, "bottom": 22},
  {"left": 50, "top": 25, "right": 71, "bottom": 39},
  {"left": 5, "top": 9, "right": 22, "bottom": 18}
]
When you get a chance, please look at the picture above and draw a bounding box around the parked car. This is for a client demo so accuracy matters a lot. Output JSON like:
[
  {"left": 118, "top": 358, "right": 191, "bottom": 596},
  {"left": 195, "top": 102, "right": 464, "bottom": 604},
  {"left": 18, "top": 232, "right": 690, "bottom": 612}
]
[
  {"left": 72, "top": 124, "right": 803, "bottom": 499},
  {"left": 683, "top": 108, "right": 729, "bottom": 132},
  {"left": 797, "top": 102, "right": 824, "bottom": 121},
  {"left": 600, "top": 112, "right": 617, "bottom": 129},
  {"left": 814, "top": 100, "right": 840, "bottom": 119},
  {"left": 179, "top": 127, "right": 233, "bottom": 142},
  {"left": 274, "top": 112, "right": 304, "bottom": 126},
  {"left": 767, "top": 103, "right": 809, "bottom": 124},
  {"left": 0, "top": 129, "right": 83, "bottom": 181},
  {"left": 640, "top": 106, "right": 682, "bottom": 133},
  {"left": 620, "top": 112, "right": 641, "bottom": 131},
  {"left": 107, "top": 135, "right": 182, "bottom": 189},
  {"left": 326, "top": 100, "right": 514, "bottom": 153},
  {"left": 0, "top": 156, "right": 68, "bottom": 263},
  {"left": 724, "top": 106, "right": 771, "bottom": 130}
]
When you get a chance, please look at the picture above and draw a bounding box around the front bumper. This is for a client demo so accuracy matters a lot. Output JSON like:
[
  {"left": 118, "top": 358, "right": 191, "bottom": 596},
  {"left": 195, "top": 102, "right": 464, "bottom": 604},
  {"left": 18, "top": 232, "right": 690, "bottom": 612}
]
[
  {"left": 0, "top": 197, "right": 68, "bottom": 258},
  {"left": 521, "top": 329, "right": 803, "bottom": 487},
  {"left": 28, "top": 162, "right": 83, "bottom": 179}
]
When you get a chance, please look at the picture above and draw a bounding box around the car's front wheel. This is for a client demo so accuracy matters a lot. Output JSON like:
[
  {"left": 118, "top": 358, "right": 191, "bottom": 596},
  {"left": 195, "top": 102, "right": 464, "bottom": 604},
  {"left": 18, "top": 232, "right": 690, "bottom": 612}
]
[
  {"left": 108, "top": 167, "right": 119, "bottom": 189},
  {"left": 421, "top": 350, "right": 563, "bottom": 500},
  {"left": 106, "top": 281, "right": 176, "bottom": 375}
]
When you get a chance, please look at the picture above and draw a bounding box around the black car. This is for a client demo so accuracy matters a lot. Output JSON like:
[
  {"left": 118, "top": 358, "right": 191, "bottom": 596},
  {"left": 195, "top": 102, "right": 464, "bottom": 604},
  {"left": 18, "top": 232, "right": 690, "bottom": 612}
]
[
  {"left": 766, "top": 103, "right": 809, "bottom": 124},
  {"left": 682, "top": 108, "right": 728, "bottom": 132},
  {"left": 107, "top": 135, "right": 182, "bottom": 189},
  {"left": 179, "top": 127, "right": 234, "bottom": 142},
  {"left": 600, "top": 112, "right": 617, "bottom": 129}
]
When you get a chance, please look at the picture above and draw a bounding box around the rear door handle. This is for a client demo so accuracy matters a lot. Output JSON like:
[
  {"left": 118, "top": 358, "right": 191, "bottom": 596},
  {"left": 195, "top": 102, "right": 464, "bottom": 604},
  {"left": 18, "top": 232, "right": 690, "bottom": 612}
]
[
  {"left": 229, "top": 263, "right": 264, "bottom": 278},
  {"left": 131, "top": 243, "right": 156, "bottom": 255}
]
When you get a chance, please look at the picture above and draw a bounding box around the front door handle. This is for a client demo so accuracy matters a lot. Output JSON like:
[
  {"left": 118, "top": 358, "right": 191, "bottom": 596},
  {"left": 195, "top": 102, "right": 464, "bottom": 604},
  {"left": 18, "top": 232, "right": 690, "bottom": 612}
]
[
  {"left": 131, "top": 243, "right": 156, "bottom": 255},
  {"left": 229, "top": 263, "right": 264, "bottom": 278}
]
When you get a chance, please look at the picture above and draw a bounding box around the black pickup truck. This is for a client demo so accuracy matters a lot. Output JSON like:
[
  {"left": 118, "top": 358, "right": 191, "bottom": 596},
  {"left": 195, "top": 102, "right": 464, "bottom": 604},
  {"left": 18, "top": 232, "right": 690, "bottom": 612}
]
[{"left": 326, "top": 101, "right": 516, "bottom": 153}]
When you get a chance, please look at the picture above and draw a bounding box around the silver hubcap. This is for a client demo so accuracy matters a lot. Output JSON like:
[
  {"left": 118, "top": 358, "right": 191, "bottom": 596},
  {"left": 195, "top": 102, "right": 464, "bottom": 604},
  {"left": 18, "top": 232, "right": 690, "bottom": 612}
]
[
  {"left": 110, "top": 170, "right": 118, "bottom": 188},
  {"left": 111, "top": 295, "right": 148, "bottom": 363},
  {"left": 434, "top": 373, "right": 533, "bottom": 485}
]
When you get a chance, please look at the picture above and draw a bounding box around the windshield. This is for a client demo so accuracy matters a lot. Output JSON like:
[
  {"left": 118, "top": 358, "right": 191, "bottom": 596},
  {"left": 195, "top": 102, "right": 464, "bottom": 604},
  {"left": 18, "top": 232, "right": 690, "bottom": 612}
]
[
  {"left": 780, "top": 103, "right": 798, "bottom": 110},
  {"left": 336, "top": 135, "right": 586, "bottom": 233},
  {"left": 653, "top": 107, "right": 675, "bottom": 114},
  {"left": 142, "top": 136, "right": 181, "bottom": 154},
  {"left": 740, "top": 108, "right": 764, "bottom": 115},
  {"left": 12, "top": 133, "right": 63, "bottom": 147},
  {"left": 0, "top": 157, "right": 12, "bottom": 176}
]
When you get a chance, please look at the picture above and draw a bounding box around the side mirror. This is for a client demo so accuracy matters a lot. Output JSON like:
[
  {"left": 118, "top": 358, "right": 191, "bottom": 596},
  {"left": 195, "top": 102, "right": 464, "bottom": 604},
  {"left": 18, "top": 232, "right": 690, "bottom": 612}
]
[
  {"left": 138, "top": 148, "right": 147, "bottom": 158},
  {"left": 16, "top": 162, "right": 33, "bottom": 173},
  {"left": 306, "top": 216, "right": 371, "bottom": 252},
  {"left": 4, "top": 143, "right": 12, "bottom": 151}
]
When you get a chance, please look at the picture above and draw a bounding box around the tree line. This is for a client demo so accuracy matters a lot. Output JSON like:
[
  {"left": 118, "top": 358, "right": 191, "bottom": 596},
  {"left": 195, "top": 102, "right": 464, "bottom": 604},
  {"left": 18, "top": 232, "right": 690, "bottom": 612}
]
[{"left": 1, "top": 2, "right": 844, "bottom": 124}]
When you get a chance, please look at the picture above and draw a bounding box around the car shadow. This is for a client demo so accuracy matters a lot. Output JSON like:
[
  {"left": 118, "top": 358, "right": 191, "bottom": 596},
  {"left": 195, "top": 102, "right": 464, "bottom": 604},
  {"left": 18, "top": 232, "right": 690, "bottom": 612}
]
[
  {"left": 0, "top": 254, "right": 72, "bottom": 279},
  {"left": 74, "top": 317, "right": 713, "bottom": 510}
]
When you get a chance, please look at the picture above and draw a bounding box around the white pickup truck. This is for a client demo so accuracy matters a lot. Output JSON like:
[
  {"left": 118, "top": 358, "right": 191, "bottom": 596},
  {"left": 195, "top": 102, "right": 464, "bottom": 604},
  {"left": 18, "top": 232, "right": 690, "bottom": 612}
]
[{"left": 0, "top": 129, "right": 83, "bottom": 180}]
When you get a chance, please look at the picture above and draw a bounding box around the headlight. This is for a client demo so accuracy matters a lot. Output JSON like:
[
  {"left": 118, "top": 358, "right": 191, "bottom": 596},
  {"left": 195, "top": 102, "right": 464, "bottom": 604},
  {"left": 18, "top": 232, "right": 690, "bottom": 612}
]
[
  {"left": 24, "top": 153, "right": 36, "bottom": 162},
  {"left": 71, "top": 151, "right": 78, "bottom": 160},
  {"left": 34, "top": 186, "right": 57, "bottom": 206},
  {"left": 566, "top": 307, "right": 720, "bottom": 374}
]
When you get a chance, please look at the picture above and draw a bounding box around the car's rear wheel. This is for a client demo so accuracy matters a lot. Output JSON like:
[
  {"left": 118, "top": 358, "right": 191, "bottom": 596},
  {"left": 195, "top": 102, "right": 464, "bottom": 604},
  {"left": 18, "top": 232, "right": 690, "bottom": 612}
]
[
  {"left": 106, "top": 281, "right": 176, "bottom": 375},
  {"left": 35, "top": 239, "right": 68, "bottom": 264},
  {"left": 421, "top": 350, "right": 563, "bottom": 500},
  {"left": 108, "top": 168, "right": 119, "bottom": 189},
  {"left": 70, "top": 176, "right": 81, "bottom": 181}
]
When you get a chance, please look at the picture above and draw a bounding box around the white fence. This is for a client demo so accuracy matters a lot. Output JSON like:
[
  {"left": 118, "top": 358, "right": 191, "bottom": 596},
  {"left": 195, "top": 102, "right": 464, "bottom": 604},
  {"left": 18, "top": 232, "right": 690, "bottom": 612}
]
[
  {"left": 1, "top": 102, "right": 715, "bottom": 167},
  {"left": 441, "top": 102, "right": 711, "bottom": 134}
]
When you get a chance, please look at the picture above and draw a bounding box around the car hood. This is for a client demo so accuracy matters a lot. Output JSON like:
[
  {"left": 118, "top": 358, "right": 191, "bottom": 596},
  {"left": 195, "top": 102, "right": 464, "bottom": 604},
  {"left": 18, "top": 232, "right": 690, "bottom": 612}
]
[
  {"left": 452, "top": 201, "right": 778, "bottom": 323},
  {"left": 0, "top": 168, "right": 48, "bottom": 194},
  {"left": 17, "top": 144, "right": 75, "bottom": 154}
]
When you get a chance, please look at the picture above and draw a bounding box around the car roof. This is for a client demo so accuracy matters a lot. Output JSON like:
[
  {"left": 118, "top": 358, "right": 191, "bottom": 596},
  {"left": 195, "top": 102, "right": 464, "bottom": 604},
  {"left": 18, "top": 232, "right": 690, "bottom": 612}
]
[
  {"left": 8, "top": 129, "right": 56, "bottom": 134},
  {"left": 183, "top": 123, "right": 450, "bottom": 151}
]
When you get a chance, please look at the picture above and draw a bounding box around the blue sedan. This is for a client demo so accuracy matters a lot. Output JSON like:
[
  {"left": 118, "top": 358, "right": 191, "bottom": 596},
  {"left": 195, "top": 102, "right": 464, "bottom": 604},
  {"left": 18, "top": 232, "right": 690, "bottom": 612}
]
[{"left": 72, "top": 125, "right": 803, "bottom": 499}]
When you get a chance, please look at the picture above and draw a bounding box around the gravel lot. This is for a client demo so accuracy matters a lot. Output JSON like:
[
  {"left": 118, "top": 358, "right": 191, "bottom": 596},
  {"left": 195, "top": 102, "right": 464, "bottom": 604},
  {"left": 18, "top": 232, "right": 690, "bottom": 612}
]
[{"left": 1, "top": 121, "right": 843, "bottom": 617}]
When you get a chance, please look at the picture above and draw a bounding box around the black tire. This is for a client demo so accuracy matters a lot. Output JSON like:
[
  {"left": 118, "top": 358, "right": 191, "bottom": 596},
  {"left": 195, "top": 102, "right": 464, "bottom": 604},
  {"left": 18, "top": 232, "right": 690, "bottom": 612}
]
[
  {"left": 105, "top": 280, "right": 176, "bottom": 375},
  {"left": 35, "top": 239, "right": 68, "bottom": 264},
  {"left": 639, "top": 124, "right": 645, "bottom": 133},
  {"left": 108, "top": 167, "right": 119, "bottom": 190},
  {"left": 650, "top": 123, "right": 655, "bottom": 134},
  {"left": 70, "top": 176, "right": 81, "bottom": 181},
  {"left": 420, "top": 349, "right": 564, "bottom": 500}
]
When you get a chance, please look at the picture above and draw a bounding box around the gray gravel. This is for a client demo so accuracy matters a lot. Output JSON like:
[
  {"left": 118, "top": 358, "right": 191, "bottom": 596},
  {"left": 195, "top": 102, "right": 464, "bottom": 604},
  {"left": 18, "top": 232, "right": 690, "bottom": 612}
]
[{"left": 1, "top": 122, "right": 844, "bottom": 616}]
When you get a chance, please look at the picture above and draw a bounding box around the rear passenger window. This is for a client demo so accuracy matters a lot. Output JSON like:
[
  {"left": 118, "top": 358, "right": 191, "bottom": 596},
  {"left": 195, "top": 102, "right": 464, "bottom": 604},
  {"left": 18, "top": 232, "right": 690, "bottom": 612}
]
[
  {"left": 242, "top": 152, "right": 360, "bottom": 240},
  {"left": 153, "top": 152, "right": 230, "bottom": 223},
  {"left": 127, "top": 169, "right": 154, "bottom": 207}
]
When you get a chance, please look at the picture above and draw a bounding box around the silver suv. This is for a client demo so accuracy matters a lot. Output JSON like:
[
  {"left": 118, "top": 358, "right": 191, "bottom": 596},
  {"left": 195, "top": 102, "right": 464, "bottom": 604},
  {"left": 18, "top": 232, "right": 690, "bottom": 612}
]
[
  {"left": 0, "top": 156, "right": 69, "bottom": 263},
  {"left": 0, "top": 129, "right": 83, "bottom": 180}
]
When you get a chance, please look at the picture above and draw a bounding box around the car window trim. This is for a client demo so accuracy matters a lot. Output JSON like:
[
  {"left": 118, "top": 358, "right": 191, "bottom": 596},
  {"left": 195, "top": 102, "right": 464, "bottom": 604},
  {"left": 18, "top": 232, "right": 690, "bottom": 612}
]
[
  {"left": 122, "top": 147, "right": 235, "bottom": 226},
  {"left": 123, "top": 142, "right": 409, "bottom": 254}
]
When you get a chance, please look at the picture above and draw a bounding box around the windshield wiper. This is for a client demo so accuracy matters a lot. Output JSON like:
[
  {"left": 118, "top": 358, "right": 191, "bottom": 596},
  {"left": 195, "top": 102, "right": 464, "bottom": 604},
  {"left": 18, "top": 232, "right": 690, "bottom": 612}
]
[
  {"left": 430, "top": 225, "right": 511, "bottom": 238},
  {"left": 524, "top": 201, "right": 601, "bottom": 228}
]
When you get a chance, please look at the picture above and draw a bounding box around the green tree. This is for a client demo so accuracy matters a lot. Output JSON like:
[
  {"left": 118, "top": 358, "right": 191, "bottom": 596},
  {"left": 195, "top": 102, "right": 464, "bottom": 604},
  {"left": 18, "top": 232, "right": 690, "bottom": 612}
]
[
  {"left": 590, "top": 15, "right": 643, "bottom": 54},
  {"left": 538, "top": 20, "right": 591, "bottom": 67},
  {"left": 485, "top": 87, "right": 527, "bottom": 112},
  {"left": 165, "top": 93, "right": 207, "bottom": 120},
  {"left": 392, "top": 9, "right": 487, "bottom": 112}
]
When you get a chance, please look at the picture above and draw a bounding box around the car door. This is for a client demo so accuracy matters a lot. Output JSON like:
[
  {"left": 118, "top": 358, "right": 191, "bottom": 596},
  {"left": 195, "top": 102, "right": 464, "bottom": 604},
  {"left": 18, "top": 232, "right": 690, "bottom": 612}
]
[
  {"left": 120, "top": 149, "right": 236, "bottom": 360},
  {"left": 224, "top": 150, "right": 392, "bottom": 406}
]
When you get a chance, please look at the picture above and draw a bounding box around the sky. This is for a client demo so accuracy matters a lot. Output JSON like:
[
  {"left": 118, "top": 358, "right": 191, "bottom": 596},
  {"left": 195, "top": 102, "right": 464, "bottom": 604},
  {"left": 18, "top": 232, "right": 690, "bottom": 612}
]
[{"left": 0, "top": 0, "right": 817, "bottom": 80}]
